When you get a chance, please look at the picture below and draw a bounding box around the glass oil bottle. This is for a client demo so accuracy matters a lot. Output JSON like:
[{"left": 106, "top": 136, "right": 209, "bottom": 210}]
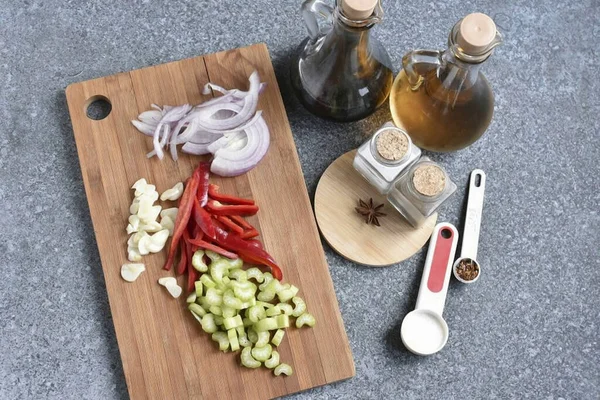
[
  {"left": 390, "top": 13, "right": 503, "bottom": 152},
  {"left": 291, "top": 0, "right": 393, "bottom": 122}
]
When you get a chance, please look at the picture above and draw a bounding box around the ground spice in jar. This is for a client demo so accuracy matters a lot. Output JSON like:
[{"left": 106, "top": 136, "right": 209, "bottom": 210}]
[
  {"left": 412, "top": 164, "right": 446, "bottom": 197},
  {"left": 456, "top": 259, "right": 480, "bottom": 281},
  {"left": 375, "top": 129, "right": 408, "bottom": 161}
]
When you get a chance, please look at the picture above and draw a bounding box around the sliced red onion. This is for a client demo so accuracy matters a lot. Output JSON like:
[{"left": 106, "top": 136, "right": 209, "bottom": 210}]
[{"left": 181, "top": 142, "right": 212, "bottom": 155}]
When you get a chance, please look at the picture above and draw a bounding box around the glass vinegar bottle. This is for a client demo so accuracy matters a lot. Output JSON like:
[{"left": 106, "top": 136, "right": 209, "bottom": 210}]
[
  {"left": 291, "top": 0, "right": 393, "bottom": 122},
  {"left": 390, "top": 13, "right": 503, "bottom": 152}
]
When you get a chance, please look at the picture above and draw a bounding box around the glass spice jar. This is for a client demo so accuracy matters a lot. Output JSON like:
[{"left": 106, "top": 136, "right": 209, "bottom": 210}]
[
  {"left": 387, "top": 158, "right": 457, "bottom": 226},
  {"left": 353, "top": 122, "right": 421, "bottom": 194}
]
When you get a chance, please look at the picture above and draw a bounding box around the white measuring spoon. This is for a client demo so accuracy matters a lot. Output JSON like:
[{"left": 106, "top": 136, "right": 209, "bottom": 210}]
[
  {"left": 401, "top": 222, "right": 459, "bottom": 356},
  {"left": 453, "top": 169, "right": 486, "bottom": 284}
]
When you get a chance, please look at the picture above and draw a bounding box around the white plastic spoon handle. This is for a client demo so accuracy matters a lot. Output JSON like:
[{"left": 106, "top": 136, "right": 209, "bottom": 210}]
[
  {"left": 415, "top": 223, "right": 459, "bottom": 316},
  {"left": 461, "top": 170, "right": 486, "bottom": 260}
]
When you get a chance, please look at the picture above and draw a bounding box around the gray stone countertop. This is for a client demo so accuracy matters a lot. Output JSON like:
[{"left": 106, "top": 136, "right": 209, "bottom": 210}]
[{"left": 1, "top": 0, "right": 598, "bottom": 399}]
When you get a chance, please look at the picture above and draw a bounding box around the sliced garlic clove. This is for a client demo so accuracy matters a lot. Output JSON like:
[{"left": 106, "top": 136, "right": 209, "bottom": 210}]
[
  {"left": 166, "top": 283, "right": 182, "bottom": 298},
  {"left": 138, "top": 235, "right": 151, "bottom": 255},
  {"left": 160, "top": 182, "right": 184, "bottom": 201},
  {"left": 132, "top": 231, "right": 148, "bottom": 245},
  {"left": 141, "top": 221, "right": 163, "bottom": 233},
  {"left": 126, "top": 224, "right": 138, "bottom": 234},
  {"left": 128, "top": 215, "right": 140, "bottom": 228},
  {"left": 137, "top": 197, "right": 155, "bottom": 221},
  {"left": 147, "top": 229, "right": 170, "bottom": 253},
  {"left": 160, "top": 216, "right": 174, "bottom": 236},
  {"left": 121, "top": 263, "right": 146, "bottom": 282},
  {"left": 129, "top": 202, "right": 140, "bottom": 215},
  {"left": 158, "top": 277, "right": 177, "bottom": 287},
  {"left": 128, "top": 249, "right": 142, "bottom": 262},
  {"left": 132, "top": 178, "right": 147, "bottom": 190},
  {"left": 160, "top": 207, "right": 178, "bottom": 221}
]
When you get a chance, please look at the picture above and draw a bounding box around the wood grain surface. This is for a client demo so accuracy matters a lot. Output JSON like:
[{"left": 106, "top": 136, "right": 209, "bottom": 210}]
[
  {"left": 315, "top": 150, "right": 437, "bottom": 266},
  {"left": 65, "top": 43, "right": 354, "bottom": 400}
]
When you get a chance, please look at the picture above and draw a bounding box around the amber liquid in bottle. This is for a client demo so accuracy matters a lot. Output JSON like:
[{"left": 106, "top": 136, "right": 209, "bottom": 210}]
[{"left": 390, "top": 68, "right": 494, "bottom": 152}]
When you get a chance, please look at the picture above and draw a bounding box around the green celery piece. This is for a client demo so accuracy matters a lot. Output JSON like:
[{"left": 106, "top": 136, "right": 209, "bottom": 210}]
[
  {"left": 188, "top": 303, "right": 207, "bottom": 318},
  {"left": 192, "top": 250, "right": 208, "bottom": 272},
  {"left": 212, "top": 331, "right": 229, "bottom": 352},
  {"left": 223, "top": 289, "right": 243, "bottom": 309},
  {"left": 214, "top": 315, "right": 224, "bottom": 326},
  {"left": 205, "top": 288, "right": 223, "bottom": 306},
  {"left": 228, "top": 257, "right": 243, "bottom": 269},
  {"left": 256, "top": 301, "right": 274, "bottom": 309},
  {"left": 275, "top": 315, "right": 290, "bottom": 329},
  {"left": 197, "top": 296, "right": 211, "bottom": 310},
  {"left": 277, "top": 303, "right": 293, "bottom": 315},
  {"left": 223, "top": 315, "right": 243, "bottom": 330},
  {"left": 205, "top": 250, "right": 221, "bottom": 262},
  {"left": 229, "top": 268, "right": 247, "bottom": 282},
  {"left": 246, "top": 267, "right": 264, "bottom": 283},
  {"left": 258, "top": 273, "right": 274, "bottom": 291},
  {"left": 209, "top": 305, "right": 223, "bottom": 316},
  {"left": 189, "top": 310, "right": 202, "bottom": 324},
  {"left": 186, "top": 293, "right": 197, "bottom": 304},
  {"left": 251, "top": 344, "right": 272, "bottom": 362},
  {"left": 257, "top": 290, "right": 276, "bottom": 302},
  {"left": 254, "top": 318, "right": 278, "bottom": 332},
  {"left": 195, "top": 281, "right": 203, "bottom": 298},
  {"left": 201, "top": 314, "right": 217, "bottom": 333},
  {"left": 255, "top": 331, "right": 270, "bottom": 347},
  {"left": 295, "top": 313, "right": 316, "bottom": 328},
  {"left": 239, "top": 297, "right": 256, "bottom": 310},
  {"left": 200, "top": 274, "right": 216, "bottom": 288},
  {"left": 265, "top": 305, "right": 282, "bottom": 317},
  {"left": 248, "top": 305, "right": 266, "bottom": 323},
  {"left": 210, "top": 260, "right": 230, "bottom": 283},
  {"left": 222, "top": 306, "right": 236, "bottom": 318},
  {"left": 239, "top": 334, "right": 251, "bottom": 348},
  {"left": 243, "top": 317, "right": 253, "bottom": 328},
  {"left": 247, "top": 328, "right": 258, "bottom": 344},
  {"left": 265, "top": 350, "right": 280, "bottom": 369},
  {"left": 271, "top": 329, "right": 285, "bottom": 347},
  {"left": 228, "top": 329, "right": 240, "bottom": 352},
  {"left": 232, "top": 281, "right": 257, "bottom": 301},
  {"left": 240, "top": 347, "right": 261, "bottom": 368},
  {"left": 274, "top": 363, "right": 293, "bottom": 376},
  {"left": 291, "top": 297, "right": 306, "bottom": 317}
]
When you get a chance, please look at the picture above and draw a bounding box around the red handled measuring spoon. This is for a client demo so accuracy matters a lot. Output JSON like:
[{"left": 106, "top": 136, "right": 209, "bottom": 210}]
[{"left": 401, "top": 222, "right": 459, "bottom": 355}]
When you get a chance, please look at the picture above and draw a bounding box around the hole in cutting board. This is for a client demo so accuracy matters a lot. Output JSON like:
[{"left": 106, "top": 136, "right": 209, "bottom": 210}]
[{"left": 85, "top": 95, "right": 112, "bottom": 120}]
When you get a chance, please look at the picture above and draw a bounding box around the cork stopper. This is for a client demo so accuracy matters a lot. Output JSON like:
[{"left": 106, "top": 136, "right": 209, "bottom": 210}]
[
  {"left": 341, "top": 0, "right": 378, "bottom": 20},
  {"left": 456, "top": 13, "right": 497, "bottom": 55}
]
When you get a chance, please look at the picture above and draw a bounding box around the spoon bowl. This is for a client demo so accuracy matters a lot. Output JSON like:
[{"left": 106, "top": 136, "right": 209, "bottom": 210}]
[
  {"left": 452, "top": 256, "right": 481, "bottom": 284},
  {"left": 401, "top": 309, "right": 449, "bottom": 355}
]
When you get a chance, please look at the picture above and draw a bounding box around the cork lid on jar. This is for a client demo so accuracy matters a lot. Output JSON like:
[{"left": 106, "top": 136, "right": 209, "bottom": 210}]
[
  {"left": 341, "top": 0, "right": 378, "bottom": 20},
  {"left": 456, "top": 13, "right": 497, "bottom": 55}
]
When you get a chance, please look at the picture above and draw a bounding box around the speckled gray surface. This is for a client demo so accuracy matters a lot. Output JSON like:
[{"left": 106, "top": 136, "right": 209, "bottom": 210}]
[{"left": 1, "top": 0, "right": 599, "bottom": 399}]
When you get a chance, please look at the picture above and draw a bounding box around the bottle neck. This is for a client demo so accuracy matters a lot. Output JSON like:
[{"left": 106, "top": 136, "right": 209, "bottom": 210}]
[{"left": 437, "top": 48, "right": 483, "bottom": 90}]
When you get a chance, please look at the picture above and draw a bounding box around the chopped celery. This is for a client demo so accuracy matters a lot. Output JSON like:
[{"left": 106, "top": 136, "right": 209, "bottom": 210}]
[
  {"left": 254, "top": 317, "right": 278, "bottom": 332},
  {"left": 210, "top": 260, "right": 230, "bottom": 282},
  {"left": 256, "top": 301, "right": 274, "bottom": 309},
  {"left": 223, "top": 289, "right": 243, "bottom": 309},
  {"left": 228, "top": 257, "right": 243, "bottom": 269},
  {"left": 275, "top": 315, "right": 290, "bottom": 329},
  {"left": 261, "top": 279, "right": 282, "bottom": 294},
  {"left": 239, "top": 297, "right": 256, "bottom": 309},
  {"left": 188, "top": 303, "right": 207, "bottom": 318},
  {"left": 192, "top": 250, "right": 208, "bottom": 272},
  {"left": 277, "top": 285, "right": 299, "bottom": 303},
  {"left": 222, "top": 276, "right": 231, "bottom": 285},
  {"left": 241, "top": 347, "right": 261, "bottom": 369},
  {"left": 265, "top": 350, "right": 280, "bottom": 369},
  {"left": 248, "top": 305, "right": 266, "bottom": 323},
  {"left": 205, "top": 288, "right": 223, "bottom": 306},
  {"left": 296, "top": 313, "right": 316, "bottom": 328},
  {"left": 274, "top": 363, "right": 293, "bottom": 376},
  {"left": 236, "top": 326, "right": 246, "bottom": 336},
  {"left": 228, "top": 329, "right": 240, "bottom": 351},
  {"left": 186, "top": 293, "right": 197, "bottom": 304},
  {"left": 239, "top": 334, "right": 251, "bottom": 348},
  {"left": 247, "top": 328, "right": 258, "bottom": 344},
  {"left": 200, "top": 274, "right": 216, "bottom": 288},
  {"left": 251, "top": 344, "right": 272, "bottom": 362},
  {"left": 194, "top": 281, "right": 203, "bottom": 298},
  {"left": 212, "top": 331, "right": 229, "bottom": 352},
  {"left": 257, "top": 290, "right": 276, "bottom": 302},
  {"left": 209, "top": 305, "right": 223, "bottom": 316},
  {"left": 277, "top": 303, "right": 293, "bottom": 315},
  {"left": 222, "top": 306, "right": 236, "bottom": 318},
  {"left": 214, "top": 315, "right": 224, "bottom": 326},
  {"left": 246, "top": 267, "right": 264, "bottom": 283},
  {"left": 223, "top": 315, "right": 243, "bottom": 330},
  {"left": 205, "top": 250, "right": 221, "bottom": 262},
  {"left": 258, "top": 273, "right": 273, "bottom": 290},
  {"left": 243, "top": 317, "right": 253, "bottom": 327},
  {"left": 229, "top": 269, "right": 247, "bottom": 282},
  {"left": 271, "top": 329, "right": 285, "bottom": 347},
  {"left": 197, "top": 296, "right": 211, "bottom": 310},
  {"left": 201, "top": 314, "right": 217, "bottom": 333},
  {"left": 265, "top": 305, "right": 282, "bottom": 317},
  {"left": 255, "top": 331, "right": 270, "bottom": 347},
  {"left": 232, "top": 281, "right": 257, "bottom": 301},
  {"left": 291, "top": 297, "right": 307, "bottom": 317}
]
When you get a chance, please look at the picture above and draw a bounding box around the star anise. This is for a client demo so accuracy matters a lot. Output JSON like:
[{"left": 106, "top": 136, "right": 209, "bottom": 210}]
[{"left": 355, "top": 198, "right": 386, "bottom": 227}]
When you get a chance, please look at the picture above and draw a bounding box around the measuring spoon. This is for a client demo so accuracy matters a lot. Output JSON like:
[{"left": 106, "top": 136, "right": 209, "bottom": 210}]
[
  {"left": 401, "top": 223, "right": 459, "bottom": 356},
  {"left": 453, "top": 169, "right": 486, "bottom": 284}
]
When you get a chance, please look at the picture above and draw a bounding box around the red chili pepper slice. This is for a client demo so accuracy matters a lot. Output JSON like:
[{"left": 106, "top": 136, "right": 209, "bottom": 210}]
[
  {"left": 230, "top": 215, "right": 255, "bottom": 231},
  {"left": 212, "top": 226, "right": 282, "bottom": 280},
  {"left": 208, "top": 184, "right": 255, "bottom": 205},
  {"left": 206, "top": 200, "right": 259, "bottom": 217},
  {"left": 176, "top": 239, "right": 188, "bottom": 276},
  {"left": 187, "top": 237, "right": 239, "bottom": 259},
  {"left": 197, "top": 168, "right": 210, "bottom": 207},
  {"left": 187, "top": 260, "right": 198, "bottom": 293},
  {"left": 240, "top": 228, "right": 259, "bottom": 239},
  {"left": 193, "top": 198, "right": 217, "bottom": 240},
  {"left": 216, "top": 216, "right": 245, "bottom": 235},
  {"left": 246, "top": 239, "right": 263, "bottom": 249},
  {"left": 163, "top": 167, "right": 202, "bottom": 271}
]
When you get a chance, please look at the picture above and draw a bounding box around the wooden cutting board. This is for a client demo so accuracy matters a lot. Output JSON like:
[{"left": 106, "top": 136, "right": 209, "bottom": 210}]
[{"left": 65, "top": 43, "right": 354, "bottom": 400}]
